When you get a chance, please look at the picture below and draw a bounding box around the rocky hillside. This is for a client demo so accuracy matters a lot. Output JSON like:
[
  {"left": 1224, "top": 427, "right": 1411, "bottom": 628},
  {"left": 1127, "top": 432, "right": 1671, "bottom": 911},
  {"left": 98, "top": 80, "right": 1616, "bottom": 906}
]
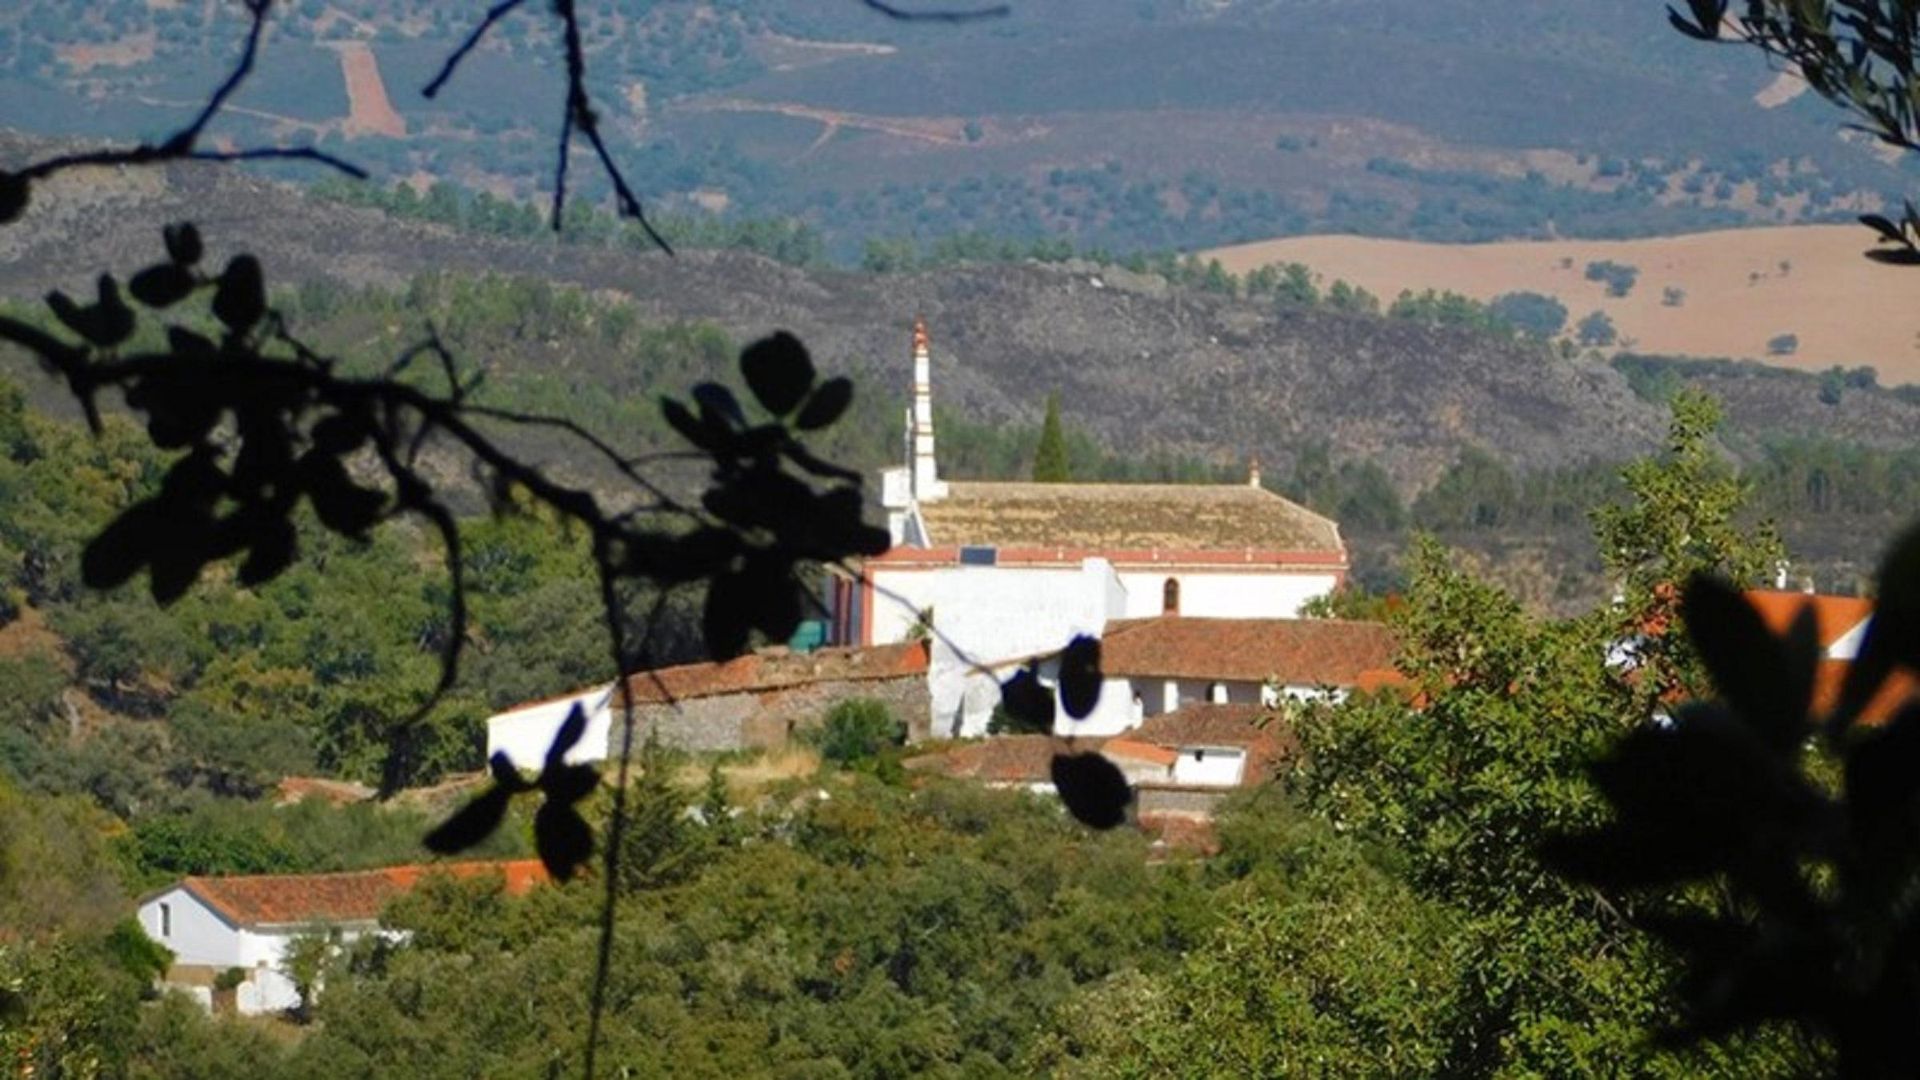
[{"left": 0, "top": 146, "right": 1669, "bottom": 492}]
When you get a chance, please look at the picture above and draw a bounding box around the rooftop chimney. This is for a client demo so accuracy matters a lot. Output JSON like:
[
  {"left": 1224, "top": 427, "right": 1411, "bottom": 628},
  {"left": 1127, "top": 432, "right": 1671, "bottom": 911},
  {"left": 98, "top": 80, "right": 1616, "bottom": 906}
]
[{"left": 1248, "top": 455, "right": 1262, "bottom": 489}]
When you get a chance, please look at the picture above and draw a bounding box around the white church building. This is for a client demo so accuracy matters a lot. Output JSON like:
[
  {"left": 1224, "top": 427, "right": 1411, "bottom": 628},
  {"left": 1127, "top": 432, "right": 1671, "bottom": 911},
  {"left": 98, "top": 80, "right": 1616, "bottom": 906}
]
[{"left": 826, "top": 319, "right": 1351, "bottom": 738}]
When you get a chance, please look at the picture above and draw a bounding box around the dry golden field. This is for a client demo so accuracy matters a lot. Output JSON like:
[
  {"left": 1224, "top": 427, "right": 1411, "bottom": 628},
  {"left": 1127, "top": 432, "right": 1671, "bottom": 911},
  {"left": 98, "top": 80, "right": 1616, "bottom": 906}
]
[{"left": 1203, "top": 226, "right": 1920, "bottom": 383}]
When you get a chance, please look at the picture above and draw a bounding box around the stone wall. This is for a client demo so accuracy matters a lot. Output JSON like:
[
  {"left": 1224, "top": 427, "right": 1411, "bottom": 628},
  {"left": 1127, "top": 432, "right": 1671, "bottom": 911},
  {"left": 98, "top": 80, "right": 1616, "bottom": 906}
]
[
  {"left": 1135, "top": 784, "right": 1233, "bottom": 819},
  {"left": 632, "top": 672, "right": 931, "bottom": 753}
]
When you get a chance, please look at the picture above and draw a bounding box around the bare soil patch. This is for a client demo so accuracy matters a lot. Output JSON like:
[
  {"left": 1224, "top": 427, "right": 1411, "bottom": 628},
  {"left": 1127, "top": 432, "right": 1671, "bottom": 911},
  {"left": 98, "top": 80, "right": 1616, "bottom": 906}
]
[
  {"left": 1204, "top": 225, "right": 1920, "bottom": 383},
  {"left": 335, "top": 41, "right": 407, "bottom": 139}
]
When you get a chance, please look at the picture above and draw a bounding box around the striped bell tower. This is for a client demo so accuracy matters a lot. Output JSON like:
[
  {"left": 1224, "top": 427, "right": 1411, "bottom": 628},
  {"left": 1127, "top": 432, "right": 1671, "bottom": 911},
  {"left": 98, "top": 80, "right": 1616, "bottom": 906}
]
[{"left": 909, "top": 316, "right": 947, "bottom": 501}]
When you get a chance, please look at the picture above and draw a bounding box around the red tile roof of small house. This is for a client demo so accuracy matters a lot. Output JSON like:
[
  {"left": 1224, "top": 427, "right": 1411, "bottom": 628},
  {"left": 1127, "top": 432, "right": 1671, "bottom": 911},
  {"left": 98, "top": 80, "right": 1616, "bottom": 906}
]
[
  {"left": 1744, "top": 590, "right": 1873, "bottom": 651},
  {"left": 499, "top": 642, "right": 930, "bottom": 717},
  {"left": 1097, "top": 616, "right": 1400, "bottom": 686},
  {"left": 615, "top": 641, "right": 930, "bottom": 705},
  {"left": 904, "top": 734, "right": 1104, "bottom": 785},
  {"left": 1131, "top": 702, "right": 1293, "bottom": 783},
  {"left": 1101, "top": 737, "right": 1179, "bottom": 768},
  {"left": 156, "top": 860, "right": 550, "bottom": 929}
]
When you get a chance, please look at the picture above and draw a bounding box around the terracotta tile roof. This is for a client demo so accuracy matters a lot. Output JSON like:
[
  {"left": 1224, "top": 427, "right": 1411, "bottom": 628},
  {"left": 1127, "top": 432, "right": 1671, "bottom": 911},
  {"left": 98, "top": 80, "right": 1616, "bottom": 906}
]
[
  {"left": 1744, "top": 590, "right": 1873, "bottom": 651},
  {"left": 1813, "top": 660, "right": 1919, "bottom": 726},
  {"left": 914, "top": 481, "right": 1343, "bottom": 554},
  {"left": 499, "top": 642, "right": 930, "bottom": 718},
  {"left": 1132, "top": 703, "right": 1294, "bottom": 783},
  {"left": 615, "top": 641, "right": 929, "bottom": 706},
  {"left": 165, "top": 860, "right": 549, "bottom": 929},
  {"left": 905, "top": 734, "right": 1101, "bottom": 785},
  {"left": 1098, "top": 617, "right": 1400, "bottom": 685},
  {"left": 1101, "top": 737, "right": 1179, "bottom": 767}
]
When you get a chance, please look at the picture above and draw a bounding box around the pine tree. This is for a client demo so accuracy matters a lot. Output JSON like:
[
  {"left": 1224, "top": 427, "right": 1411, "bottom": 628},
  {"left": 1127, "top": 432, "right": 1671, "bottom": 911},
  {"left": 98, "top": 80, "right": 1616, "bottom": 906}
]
[{"left": 1032, "top": 394, "right": 1071, "bottom": 483}]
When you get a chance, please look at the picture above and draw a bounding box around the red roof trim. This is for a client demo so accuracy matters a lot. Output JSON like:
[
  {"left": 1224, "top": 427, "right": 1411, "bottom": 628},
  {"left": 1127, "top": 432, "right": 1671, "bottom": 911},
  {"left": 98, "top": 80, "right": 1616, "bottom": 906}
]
[
  {"left": 868, "top": 545, "right": 1349, "bottom": 569},
  {"left": 151, "top": 860, "right": 551, "bottom": 929}
]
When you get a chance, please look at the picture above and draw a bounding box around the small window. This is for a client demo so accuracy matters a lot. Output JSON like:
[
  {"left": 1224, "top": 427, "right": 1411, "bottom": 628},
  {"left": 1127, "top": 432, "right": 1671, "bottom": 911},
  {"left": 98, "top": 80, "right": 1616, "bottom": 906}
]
[
  {"left": 159, "top": 902, "right": 171, "bottom": 937},
  {"left": 1162, "top": 578, "right": 1180, "bottom": 615},
  {"left": 959, "top": 545, "right": 998, "bottom": 566}
]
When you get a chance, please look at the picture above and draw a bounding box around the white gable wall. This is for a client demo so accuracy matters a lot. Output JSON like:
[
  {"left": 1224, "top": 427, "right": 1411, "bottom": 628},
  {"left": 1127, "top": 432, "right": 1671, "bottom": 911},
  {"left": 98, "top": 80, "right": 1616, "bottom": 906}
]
[
  {"left": 486, "top": 687, "right": 613, "bottom": 772},
  {"left": 1828, "top": 618, "right": 1871, "bottom": 661},
  {"left": 140, "top": 887, "right": 242, "bottom": 969},
  {"left": 896, "top": 559, "right": 1128, "bottom": 738},
  {"left": 1170, "top": 746, "right": 1247, "bottom": 787},
  {"left": 1114, "top": 569, "right": 1338, "bottom": 620}
]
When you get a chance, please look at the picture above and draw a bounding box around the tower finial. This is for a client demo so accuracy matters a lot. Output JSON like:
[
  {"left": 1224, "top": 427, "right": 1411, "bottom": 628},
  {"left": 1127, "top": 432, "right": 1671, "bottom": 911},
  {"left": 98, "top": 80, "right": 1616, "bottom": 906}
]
[
  {"left": 1248, "top": 455, "right": 1262, "bottom": 489},
  {"left": 913, "top": 315, "right": 930, "bottom": 355}
]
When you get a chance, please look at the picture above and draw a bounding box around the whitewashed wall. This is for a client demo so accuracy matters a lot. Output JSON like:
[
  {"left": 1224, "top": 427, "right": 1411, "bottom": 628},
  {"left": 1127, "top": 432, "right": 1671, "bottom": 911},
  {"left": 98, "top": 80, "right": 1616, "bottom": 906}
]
[
  {"left": 1170, "top": 746, "right": 1247, "bottom": 787},
  {"left": 1113, "top": 570, "right": 1338, "bottom": 620},
  {"left": 486, "top": 687, "right": 613, "bottom": 771},
  {"left": 140, "top": 888, "right": 241, "bottom": 968},
  {"left": 885, "top": 559, "right": 1127, "bottom": 738}
]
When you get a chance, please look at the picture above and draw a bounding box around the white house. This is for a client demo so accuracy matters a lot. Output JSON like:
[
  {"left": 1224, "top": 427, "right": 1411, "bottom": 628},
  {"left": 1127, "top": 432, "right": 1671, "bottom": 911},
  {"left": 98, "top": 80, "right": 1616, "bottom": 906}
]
[
  {"left": 826, "top": 319, "right": 1352, "bottom": 738},
  {"left": 137, "top": 860, "right": 547, "bottom": 1015},
  {"left": 1006, "top": 615, "right": 1401, "bottom": 737}
]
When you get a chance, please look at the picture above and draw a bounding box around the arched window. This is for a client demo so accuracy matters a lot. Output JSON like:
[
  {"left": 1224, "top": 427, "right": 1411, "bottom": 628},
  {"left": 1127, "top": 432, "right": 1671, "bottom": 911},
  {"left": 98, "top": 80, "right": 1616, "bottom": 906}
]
[{"left": 1162, "top": 578, "right": 1180, "bottom": 615}]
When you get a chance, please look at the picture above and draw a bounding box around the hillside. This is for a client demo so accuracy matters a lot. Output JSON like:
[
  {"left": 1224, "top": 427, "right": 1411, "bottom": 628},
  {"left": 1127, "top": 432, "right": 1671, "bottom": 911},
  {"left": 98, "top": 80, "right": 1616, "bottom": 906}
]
[
  {"left": 0, "top": 1, "right": 1910, "bottom": 255},
  {"left": 0, "top": 143, "right": 1666, "bottom": 495},
  {"left": 1202, "top": 226, "right": 1920, "bottom": 381}
]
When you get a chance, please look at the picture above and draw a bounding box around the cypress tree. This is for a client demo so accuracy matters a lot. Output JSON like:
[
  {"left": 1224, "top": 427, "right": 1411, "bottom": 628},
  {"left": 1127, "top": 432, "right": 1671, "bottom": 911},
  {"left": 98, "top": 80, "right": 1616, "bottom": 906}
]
[{"left": 1032, "top": 394, "right": 1071, "bottom": 482}]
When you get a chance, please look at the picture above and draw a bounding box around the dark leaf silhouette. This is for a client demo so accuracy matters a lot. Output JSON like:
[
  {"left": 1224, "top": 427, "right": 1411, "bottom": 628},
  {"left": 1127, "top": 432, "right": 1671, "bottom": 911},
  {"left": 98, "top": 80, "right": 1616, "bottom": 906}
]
[
  {"left": 740, "top": 332, "right": 816, "bottom": 417},
  {"left": 1000, "top": 667, "right": 1055, "bottom": 732},
  {"left": 546, "top": 705, "right": 590, "bottom": 770},
  {"left": 691, "top": 382, "right": 744, "bottom": 428},
  {"left": 235, "top": 515, "right": 298, "bottom": 587},
  {"left": 129, "top": 263, "right": 196, "bottom": 308},
  {"left": 424, "top": 784, "right": 513, "bottom": 855},
  {"left": 80, "top": 503, "right": 159, "bottom": 590},
  {"left": 1834, "top": 521, "right": 1920, "bottom": 726},
  {"left": 1862, "top": 213, "right": 1905, "bottom": 242},
  {"left": 1051, "top": 752, "right": 1132, "bottom": 830},
  {"left": 1842, "top": 702, "right": 1920, "bottom": 859},
  {"left": 211, "top": 254, "right": 265, "bottom": 332},
  {"left": 661, "top": 397, "right": 724, "bottom": 453},
  {"left": 300, "top": 452, "right": 386, "bottom": 537},
  {"left": 166, "top": 326, "right": 216, "bottom": 358},
  {"left": 1683, "top": 575, "right": 1813, "bottom": 749},
  {"left": 794, "top": 377, "right": 854, "bottom": 431},
  {"left": 47, "top": 276, "right": 135, "bottom": 349},
  {"left": 0, "top": 171, "right": 26, "bottom": 225},
  {"left": 534, "top": 801, "right": 594, "bottom": 881},
  {"left": 703, "top": 566, "right": 757, "bottom": 660},
  {"left": 1058, "top": 635, "right": 1103, "bottom": 721},
  {"left": 162, "top": 222, "right": 203, "bottom": 266}
]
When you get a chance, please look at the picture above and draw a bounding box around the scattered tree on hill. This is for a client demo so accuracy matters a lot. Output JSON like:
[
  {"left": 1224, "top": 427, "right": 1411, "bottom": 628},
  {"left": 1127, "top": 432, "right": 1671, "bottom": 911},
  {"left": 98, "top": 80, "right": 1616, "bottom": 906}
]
[
  {"left": 1670, "top": 1, "right": 1920, "bottom": 262},
  {"left": 1487, "top": 290, "right": 1568, "bottom": 339},
  {"left": 1325, "top": 279, "right": 1381, "bottom": 315},
  {"left": 1032, "top": 394, "right": 1072, "bottom": 482},
  {"left": 1584, "top": 259, "right": 1640, "bottom": 297},
  {"left": 1767, "top": 332, "right": 1799, "bottom": 356},
  {"left": 1820, "top": 365, "right": 1847, "bottom": 405},
  {"left": 1577, "top": 309, "right": 1618, "bottom": 346}
]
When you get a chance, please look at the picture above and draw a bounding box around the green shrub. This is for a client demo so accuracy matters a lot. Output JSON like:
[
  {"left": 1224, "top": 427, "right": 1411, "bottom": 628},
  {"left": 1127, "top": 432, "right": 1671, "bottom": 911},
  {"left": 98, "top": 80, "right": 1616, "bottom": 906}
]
[{"left": 809, "top": 699, "right": 905, "bottom": 768}]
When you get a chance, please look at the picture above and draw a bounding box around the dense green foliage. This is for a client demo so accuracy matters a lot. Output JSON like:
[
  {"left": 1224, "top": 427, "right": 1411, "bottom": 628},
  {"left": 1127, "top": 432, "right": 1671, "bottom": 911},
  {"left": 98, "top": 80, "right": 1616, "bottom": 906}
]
[{"left": 1031, "top": 394, "right": 1071, "bottom": 483}]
